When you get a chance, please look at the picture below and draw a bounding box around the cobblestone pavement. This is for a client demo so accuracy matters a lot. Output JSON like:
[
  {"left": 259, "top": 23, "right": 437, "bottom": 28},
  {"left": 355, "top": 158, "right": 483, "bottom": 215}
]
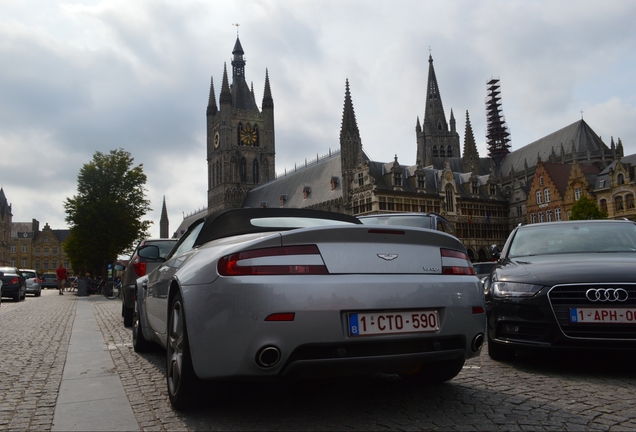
[{"left": 3, "top": 290, "right": 636, "bottom": 431}]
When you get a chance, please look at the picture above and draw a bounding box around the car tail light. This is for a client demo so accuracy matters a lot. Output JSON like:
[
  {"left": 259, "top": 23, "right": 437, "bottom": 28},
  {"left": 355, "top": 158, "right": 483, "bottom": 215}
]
[
  {"left": 440, "top": 248, "right": 475, "bottom": 275},
  {"left": 132, "top": 257, "right": 147, "bottom": 277},
  {"left": 218, "top": 245, "right": 328, "bottom": 276},
  {"left": 264, "top": 313, "right": 295, "bottom": 321},
  {"left": 10, "top": 277, "right": 20, "bottom": 285}
]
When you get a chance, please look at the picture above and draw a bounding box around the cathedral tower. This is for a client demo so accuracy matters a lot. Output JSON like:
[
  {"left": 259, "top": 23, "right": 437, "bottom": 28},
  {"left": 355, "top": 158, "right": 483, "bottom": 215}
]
[
  {"left": 416, "top": 55, "right": 461, "bottom": 166},
  {"left": 206, "top": 36, "right": 276, "bottom": 212}
]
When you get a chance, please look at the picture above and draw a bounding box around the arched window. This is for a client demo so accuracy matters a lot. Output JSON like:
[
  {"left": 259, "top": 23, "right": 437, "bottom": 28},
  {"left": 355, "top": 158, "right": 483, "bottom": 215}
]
[
  {"left": 447, "top": 146, "right": 453, "bottom": 157},
  {"left": 618, "top": 173, "right": 625, "bottom": 185},
  {"left": 615, "top": 195, "right": 624, "bottom": 211},
  {"left": 445, "top": 185, "right": 454, "bottom": 213},
  {"left": 536, "top": 190, "right": 542, "bottom": 204},
  {"left": 440, "top": 147, "right": 446, "bottom": 157},
  {"left": 240, "top": 157, "right": 247, "bottom": 183},
  {"left": 252, "top": 159, "right": 259, "bottom": 185},
  {"left": 432, "top": 146, "right": 438, "bottom": 157},
  {"left": 599, "top": 199, "right": 608, "bottom": 214}
]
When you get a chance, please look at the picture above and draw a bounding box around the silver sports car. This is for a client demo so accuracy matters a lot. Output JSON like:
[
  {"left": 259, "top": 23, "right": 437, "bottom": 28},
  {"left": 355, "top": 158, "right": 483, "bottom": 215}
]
[{"left": 132, "top": 208, "right": 486, "bottom": 409}]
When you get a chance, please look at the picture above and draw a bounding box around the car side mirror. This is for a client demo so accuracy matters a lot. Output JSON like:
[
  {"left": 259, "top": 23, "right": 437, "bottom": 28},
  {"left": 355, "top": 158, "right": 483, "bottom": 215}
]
[{"left": 138, "top": 245, "right": 161, "bottom": 260}]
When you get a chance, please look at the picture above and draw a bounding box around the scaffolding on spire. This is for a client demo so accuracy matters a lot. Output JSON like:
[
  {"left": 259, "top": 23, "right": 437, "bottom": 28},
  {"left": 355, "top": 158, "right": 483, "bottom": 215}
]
[{"left": 485, "top": 78, "right": 511, "bottom": 165}]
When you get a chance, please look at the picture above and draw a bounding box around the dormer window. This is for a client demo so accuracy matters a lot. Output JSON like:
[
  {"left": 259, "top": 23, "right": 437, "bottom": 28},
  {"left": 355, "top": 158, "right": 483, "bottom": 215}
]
[
  {"left": 618, "top": 173, "right": 625, "bottom": 185},
  {"left": 417, "top": 175, "right": 425, "bottom": 189},
  {"left": 332, "top": 176, "right": 340, "bottom": 190},
  {"left": 471, "top": 182, "right": 479, "bottom": 195},
  {"left": 490, "top": 184, "right": 497, "bottom": 196},
  {"left": 393, "top": 172, "right": 402, "bottom": 187}
]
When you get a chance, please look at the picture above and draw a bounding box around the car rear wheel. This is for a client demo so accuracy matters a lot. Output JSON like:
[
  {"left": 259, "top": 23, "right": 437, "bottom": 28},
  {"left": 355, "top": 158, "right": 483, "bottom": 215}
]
[
  {"left": 400, "top": 357, "right": 465, "bottom": 383},
  {"left": 132, "top": 298, "right": 152, "bottom": 353},
  {"left": 35, "top": 289, "right": 41, "bottom": 297},
  {"left": 167, "top": 292, "right": 200, "bottom": 409},
  {"left": 487, "top": 338, "right": 516, "bottom": 361}
]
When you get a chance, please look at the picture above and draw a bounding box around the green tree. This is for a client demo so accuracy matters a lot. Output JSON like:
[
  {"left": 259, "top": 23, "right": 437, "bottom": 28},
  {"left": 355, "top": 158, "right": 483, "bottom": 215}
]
[
  {"left": 570, "top": 195, "right": 607, "bottom": 220},
  {"left": 64, "top": 149, "right": 152, "bottom": 278}
]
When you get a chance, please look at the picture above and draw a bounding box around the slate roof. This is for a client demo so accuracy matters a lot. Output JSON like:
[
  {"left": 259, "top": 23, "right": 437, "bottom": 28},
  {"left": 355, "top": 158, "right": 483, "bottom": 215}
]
[
  {"left": 498, "top": 120, "right": 608, "bottom": 176},
  {"left": 243, "top": 151, "right": 344, "bottom": 208}
]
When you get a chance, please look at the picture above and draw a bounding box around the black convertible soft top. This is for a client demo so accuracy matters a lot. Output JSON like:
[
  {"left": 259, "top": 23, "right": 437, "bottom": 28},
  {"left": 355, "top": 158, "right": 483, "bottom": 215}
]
[{"left": 192, "top": 207, "right": 361, "bottom": 246}]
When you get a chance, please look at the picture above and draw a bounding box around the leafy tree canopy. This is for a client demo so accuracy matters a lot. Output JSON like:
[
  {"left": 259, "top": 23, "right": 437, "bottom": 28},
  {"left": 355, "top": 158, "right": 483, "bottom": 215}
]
[
  {"left": 64, "top": 149, "right": 152, "bottom": 276},
  {"left": 570, "top": 195, "right": 608, "bottom": 220}
]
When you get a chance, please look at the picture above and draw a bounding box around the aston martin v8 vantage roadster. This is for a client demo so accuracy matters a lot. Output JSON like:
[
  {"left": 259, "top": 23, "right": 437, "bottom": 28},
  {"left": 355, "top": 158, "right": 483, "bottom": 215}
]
[{"left": 132, "top": 208, "right": 486, "bottom": 409}]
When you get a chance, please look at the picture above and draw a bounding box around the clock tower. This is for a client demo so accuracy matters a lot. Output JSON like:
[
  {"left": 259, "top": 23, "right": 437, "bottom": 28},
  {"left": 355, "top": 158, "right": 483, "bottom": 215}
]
[{"left": 206, "top": 36, "right": 275, "bottom": 212}]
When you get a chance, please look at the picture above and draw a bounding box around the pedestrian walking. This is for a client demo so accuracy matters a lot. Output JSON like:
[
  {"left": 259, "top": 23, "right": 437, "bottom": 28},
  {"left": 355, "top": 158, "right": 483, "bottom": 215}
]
[{"left": 56, "top": 263, "right": 68, "bottom": 295}]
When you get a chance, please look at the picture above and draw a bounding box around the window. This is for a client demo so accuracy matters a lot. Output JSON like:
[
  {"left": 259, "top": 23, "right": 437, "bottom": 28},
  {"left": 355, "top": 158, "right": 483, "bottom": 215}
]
[
  {"left": 471, "top": 182, "right": 479, "bottom": 195},
  {"left": 599, "top": 179, "right": 606, "bottom": 188},
  {"left": 567, "top": 211, "right": 571, "bottom": 220},
  {"left": 615, "top": 196, "right": 624, "bottom": 211},
  {"left": 490, "top": 184, "right": 497, "bottom": 196},
  {"left": 574, "top": 188, "right": 582, "bottom": 201},
  {"left": 10, "top": 245, "right": 16, "bottom": 253},
  {"left": 52, "top": 247, "right": 58, "bottom": 255},
  {"left": 517, "top": 206, "right": 523, "bottom": 216},
  {"left": 252, "top": 159, "right": 259, "bottom": 185},
  {"left": 439, "top": 147, "right": 446, "bottom": 157},
  {"left": 417, "top": 175, "right": 425, "bottom": 189},
  {"left": 44, "top": 248, "right": 50, "bottom": 256},
  {"left": 599, "top": 199, "right": 608, "bottom": 214},
  {"left": 447, "top": 146, "right": 453, "bottom": 157},
  {"left": 536, "top": 190, "right": 542, "bottom": 204},
  {"left": 626, "top": 194, "right": 635, "bottom": 210},
  {"left": 240, "top": 158, "right": 247, "bottom": 183},
  {"left": 538, "top": 212, "right": 544, "bottom": 223},
  {"left": 35, "top": 261, "right": 40, "bottom": 270},
  {"left": 432, "top": 146, "right": 438, "bottom": 157},
  {"left": 618, "top": 174, "right": 625, "bottom": 185},
  {"left": 539, "top": 176, "right": 544, "bottom": 186},
  {"left": 544, "top": 189, "right": 550, "bottom": 203},
  {"left": 35, "top": 247, "right": 40, "bottom": 256},
  {"left": 445, "top": 186, "right": 454, "bottom": 213},
  {"left": 21, "top": 259, "right": 27, "bottom": 267},
  {"left": 530, "top": 213, "right": 536, "bottom": 224},
  {"left": 393, "top": 171, "right": 402, "bottom": 187},
  {"left": 555, "top": 208, "right": 562, "bottom": 221},
  {"left": 357, "top": 172, "right": 364, "bottom": 187},
  {"left": 546, "top": 210, "right": 552, "bottom": 222}
]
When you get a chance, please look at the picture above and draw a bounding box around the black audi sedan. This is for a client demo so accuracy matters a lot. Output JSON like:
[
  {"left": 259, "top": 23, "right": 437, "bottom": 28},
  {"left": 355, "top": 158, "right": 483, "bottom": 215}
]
[{"left": 484, "top": 219, "right": 636, "bottom": 360}]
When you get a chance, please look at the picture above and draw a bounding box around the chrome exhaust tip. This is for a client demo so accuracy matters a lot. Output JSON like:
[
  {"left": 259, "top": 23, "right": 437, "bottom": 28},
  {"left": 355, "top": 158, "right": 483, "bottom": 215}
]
[
  {"left": 256, "top": 346, "right": 281, "bottom": 368},
  {"left": 471, "top": 333, "right": 484, "bottom": 352}
]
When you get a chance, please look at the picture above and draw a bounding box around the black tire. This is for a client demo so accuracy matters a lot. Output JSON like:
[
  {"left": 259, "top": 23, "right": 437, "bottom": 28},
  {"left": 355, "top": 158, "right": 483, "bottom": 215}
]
[
  {"left": 123, "top": 302, "right": 134, "bottom": 327},
  {"left": 166, "top": 291, "right": 200, "bottom": 410},
  {"left": 132, "top": 297, "right": 153, "bottom": 353},
  {"left": 487, "top": 338, "right": 516, "bottom": 361},
  {"left": 400, "top": 357, "right": 465, "bottom": 383},
  {"left": 35, "top": 289, "right": 41, "bottom": 297}
]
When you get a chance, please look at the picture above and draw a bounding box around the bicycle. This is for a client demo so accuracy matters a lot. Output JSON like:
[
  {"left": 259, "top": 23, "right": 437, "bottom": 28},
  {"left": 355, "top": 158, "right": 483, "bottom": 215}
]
[{"left": 103, "top": 279, "right": 122, "bottom": 300}]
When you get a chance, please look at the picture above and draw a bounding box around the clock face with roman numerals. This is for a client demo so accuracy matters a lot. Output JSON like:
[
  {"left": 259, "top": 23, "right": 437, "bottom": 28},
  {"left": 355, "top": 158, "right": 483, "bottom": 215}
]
[{"left": 240, "top": 125, "right": 257, "bottom": 146}]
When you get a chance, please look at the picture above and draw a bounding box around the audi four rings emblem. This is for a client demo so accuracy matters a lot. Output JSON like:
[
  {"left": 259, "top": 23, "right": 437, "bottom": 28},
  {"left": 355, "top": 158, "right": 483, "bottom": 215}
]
[{"left": 585, "top": 288, "right": 629, "bottom": 302}]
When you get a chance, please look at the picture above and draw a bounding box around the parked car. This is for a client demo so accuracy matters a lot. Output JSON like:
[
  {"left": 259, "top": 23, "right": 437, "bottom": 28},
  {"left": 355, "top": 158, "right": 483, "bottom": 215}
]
[
  {"left": 357, "top": 212, "right": 456, "bottom": 235},
  {"left": 41, "top": 272, "right": 58, "bottom": 289},
  {"left": 132, "top": 208, "right": 486, "bottom": 409},
  {"left": 0, "top": 266, "right": 27, "bottom": 301},
  {"left": 120, "top": 238, "right": 177, "bottom": 327},
  {"left": 20, "top": 269, "right": 42, "bottom": 297},
  {"left": 484, "top": 219, "right": 636, "bottom": 361}
]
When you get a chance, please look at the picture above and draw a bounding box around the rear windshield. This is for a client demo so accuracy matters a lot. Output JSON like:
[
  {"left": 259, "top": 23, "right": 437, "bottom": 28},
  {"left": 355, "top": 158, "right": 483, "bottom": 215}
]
[
  {"left": 250, "top": 217, "right": 356, "bottom": 229},
  {"left": 21, "top": 271, "right": 37, "bottom": 279}
]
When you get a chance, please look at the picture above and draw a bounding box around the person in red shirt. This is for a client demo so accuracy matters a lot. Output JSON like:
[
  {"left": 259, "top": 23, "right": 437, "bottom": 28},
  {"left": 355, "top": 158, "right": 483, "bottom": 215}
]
[{"left": 56, "top": 264, "right": 69, "bottom": 296}]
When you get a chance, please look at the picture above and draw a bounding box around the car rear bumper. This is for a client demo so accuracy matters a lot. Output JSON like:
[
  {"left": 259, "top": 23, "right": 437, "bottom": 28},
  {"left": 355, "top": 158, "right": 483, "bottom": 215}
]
[{"left": 181, "top": 274, "right": 486, "bottom": 380}]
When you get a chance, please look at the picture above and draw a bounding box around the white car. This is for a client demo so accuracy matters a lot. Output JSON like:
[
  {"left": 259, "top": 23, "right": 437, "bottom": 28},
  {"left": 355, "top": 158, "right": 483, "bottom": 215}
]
[
  {"left": 132, "top": 208, "right": 486, "bottom": 409},
  {"left": 20, "top": 269, "right": 42, "bottom": 297}
]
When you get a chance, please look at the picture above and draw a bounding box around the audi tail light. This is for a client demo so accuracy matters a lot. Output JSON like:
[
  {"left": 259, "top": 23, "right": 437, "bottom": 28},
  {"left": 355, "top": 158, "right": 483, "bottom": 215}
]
[
  {"left": 218, "top": 245, "right": 328, "bottom": 276},
  {"left": 132, "top": 257, "right": 147, "bottom": 277},
  {"left": 440, "top": 248, "right": 475, "bottom": 276}
]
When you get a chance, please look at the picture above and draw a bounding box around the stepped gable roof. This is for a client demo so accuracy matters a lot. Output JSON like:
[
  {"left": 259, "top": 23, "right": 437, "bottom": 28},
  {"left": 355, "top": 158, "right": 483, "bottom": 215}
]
[
  {"left": 541, "top": 163, "right": 572, "bottom": 197},
  {"left": 243, "top": 152, "right": 343, "bottom": 209},
  {"left": 499, "top": 119, "right": 608, "bottom": 176}
]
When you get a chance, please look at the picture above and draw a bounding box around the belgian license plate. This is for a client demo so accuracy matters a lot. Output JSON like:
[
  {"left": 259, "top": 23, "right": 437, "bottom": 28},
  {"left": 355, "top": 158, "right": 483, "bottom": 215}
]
[
  {"left": 348, "top": 310, "right": 439, "bottom": 336},
  {"left": 570, "top": 308, "right": 636, "bottom": 324}
]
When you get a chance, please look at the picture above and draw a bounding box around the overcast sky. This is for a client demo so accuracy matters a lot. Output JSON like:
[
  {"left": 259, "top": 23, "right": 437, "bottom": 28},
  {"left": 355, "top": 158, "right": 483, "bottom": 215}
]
[{"left": 2, "top": 0, "right": 635, "bottom": 239}]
